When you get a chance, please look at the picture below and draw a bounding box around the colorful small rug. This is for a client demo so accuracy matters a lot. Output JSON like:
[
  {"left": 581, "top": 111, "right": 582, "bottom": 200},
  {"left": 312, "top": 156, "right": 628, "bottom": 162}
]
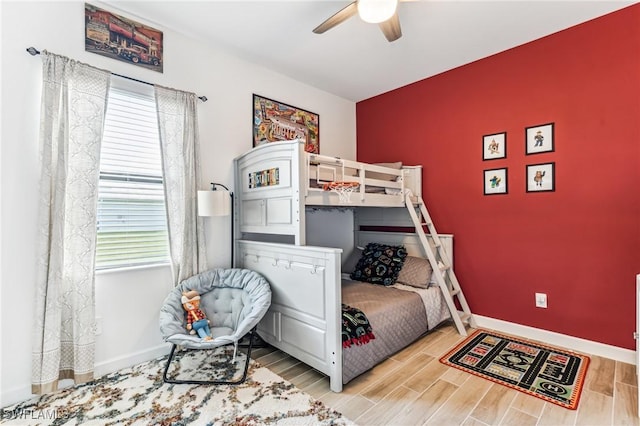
[
  {"left": 440, "top": 329, "right": 590, "bottom": 410},
  {"left": 2, "top": 346, "right": 354, "bottom": 425}
]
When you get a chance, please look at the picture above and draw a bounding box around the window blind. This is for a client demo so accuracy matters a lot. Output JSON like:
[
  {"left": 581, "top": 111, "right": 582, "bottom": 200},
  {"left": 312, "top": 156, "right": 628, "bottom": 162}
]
[{"left": 96, "top": 80, "right": 169, "bottom": 269}]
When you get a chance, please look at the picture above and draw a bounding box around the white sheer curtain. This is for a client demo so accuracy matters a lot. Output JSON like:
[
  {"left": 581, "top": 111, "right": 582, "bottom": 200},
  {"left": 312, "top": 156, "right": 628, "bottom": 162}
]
[
  {"left": 155, "top": 86, "right": 206, "bottom": 284},
  {"left": 32, "top": 51, "right": 110, "bottom": 394}
]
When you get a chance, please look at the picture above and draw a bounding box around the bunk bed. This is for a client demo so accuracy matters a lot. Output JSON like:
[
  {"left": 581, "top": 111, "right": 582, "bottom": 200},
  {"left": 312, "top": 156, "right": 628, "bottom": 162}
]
[
  {"left": 234, "top": 140, "right": 453, "bottom": 392},
  {"left": 234, "top": 140, "right": 422, "bottom": 245}
]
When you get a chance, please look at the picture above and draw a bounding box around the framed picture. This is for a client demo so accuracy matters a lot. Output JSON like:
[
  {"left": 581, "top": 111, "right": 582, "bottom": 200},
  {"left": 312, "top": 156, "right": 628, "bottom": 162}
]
[
  {"left": 85, "top": 3, "right": 163, "bottom": 73},
  {"left": 482, "top": 132, "right": 506, "bottom": 160},
  {"left": 253, "top": 94, "right": 320, "bottom": 154},
  {"left": 483, "top": 167, "right": 508, "bottom": 195},
  {"left": 526, "top": 162, "right": 555, "bottom": 192},
  {"left": 525, "top": 122, "right": 554, "bottom": 155}
]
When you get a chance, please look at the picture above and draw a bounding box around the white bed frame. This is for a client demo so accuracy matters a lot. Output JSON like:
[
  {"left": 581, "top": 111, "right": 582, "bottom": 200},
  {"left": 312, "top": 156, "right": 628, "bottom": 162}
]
[
  {"left": 234, "top": 140, "right": 422, "bottom": 245},
  {"left": 234, "top": 142, "right": 448, "bottom": 392}
]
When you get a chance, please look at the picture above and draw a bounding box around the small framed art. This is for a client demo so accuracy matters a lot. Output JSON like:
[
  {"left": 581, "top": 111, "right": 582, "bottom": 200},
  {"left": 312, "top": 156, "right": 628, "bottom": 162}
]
[
  {"left": 526, "top": 162, "right": 555, "bottom": 192},
  {"left": 483, "top": 168, "right": 508, "bottom": 195},
  {"left": 525, "top": 122, "right": 554, "bottom": 155},
  {"left": 482, "top": 132, "right": 506, "bottom": 160}
]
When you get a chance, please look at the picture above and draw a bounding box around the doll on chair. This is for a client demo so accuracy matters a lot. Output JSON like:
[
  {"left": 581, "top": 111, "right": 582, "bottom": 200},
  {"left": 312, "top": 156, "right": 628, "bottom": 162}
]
[{"left": 181, "top": 290, "right": 213, "bottom": 341}]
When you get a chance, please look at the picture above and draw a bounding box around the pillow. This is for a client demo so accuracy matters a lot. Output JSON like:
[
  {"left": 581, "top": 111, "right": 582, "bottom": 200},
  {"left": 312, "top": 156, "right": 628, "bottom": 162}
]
[
  {"left": 350, "top": 243, "right": 407, "bottom": 286},
  {"left": 397, "top": 256, "right": 433, "bottom": 289}
]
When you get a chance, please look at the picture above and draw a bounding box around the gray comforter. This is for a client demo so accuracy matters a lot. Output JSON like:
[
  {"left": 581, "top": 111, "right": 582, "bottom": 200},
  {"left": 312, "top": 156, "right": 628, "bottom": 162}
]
[{"left": 342, "top": 279, "right": 434, "bottom": 384}]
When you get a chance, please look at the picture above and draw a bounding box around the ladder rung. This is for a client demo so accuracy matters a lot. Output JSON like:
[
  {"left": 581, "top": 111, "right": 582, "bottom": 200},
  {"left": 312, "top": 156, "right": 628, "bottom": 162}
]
[
  {"left": 450, "top": 288, "right": 460, "bottom": 296},
  {"left": 458, "top": 312, "right": 471, "bottom": 322},
  {"left": 457, "top": 311, "right": 471, "bottom": 320}
]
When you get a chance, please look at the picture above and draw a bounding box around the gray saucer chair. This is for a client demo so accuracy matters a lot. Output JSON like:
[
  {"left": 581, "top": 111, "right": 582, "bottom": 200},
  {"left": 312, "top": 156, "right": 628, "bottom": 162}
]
[{"left": 159, "top": 268, "right": 271, "bottom": 385}]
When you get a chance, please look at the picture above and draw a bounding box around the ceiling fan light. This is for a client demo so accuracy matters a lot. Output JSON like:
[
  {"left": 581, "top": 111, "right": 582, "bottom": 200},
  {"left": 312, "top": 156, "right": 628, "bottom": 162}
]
[{"left": 357, "top": 0, "right": 398, "bottom": 24}]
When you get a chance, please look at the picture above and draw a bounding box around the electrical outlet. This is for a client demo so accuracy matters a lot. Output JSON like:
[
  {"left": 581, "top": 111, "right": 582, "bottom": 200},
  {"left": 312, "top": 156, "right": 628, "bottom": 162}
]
[{"left": 535, "top": 293, "right": 547, "bottom": 308}]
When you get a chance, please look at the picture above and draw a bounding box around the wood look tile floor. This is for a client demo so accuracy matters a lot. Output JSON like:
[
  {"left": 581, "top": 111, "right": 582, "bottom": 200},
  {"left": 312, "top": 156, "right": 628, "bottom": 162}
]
[{"left": 250, "top": 323, "right": 639, "bottom": 426}]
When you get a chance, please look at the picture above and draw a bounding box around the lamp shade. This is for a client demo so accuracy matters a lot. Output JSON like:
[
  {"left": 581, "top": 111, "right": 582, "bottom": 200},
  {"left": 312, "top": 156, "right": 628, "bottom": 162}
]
[
  {"left": 198, "top": 189, "right": 231, "bottom": 216},
  {"left": 357, "top": 0, "right": 398, "bottom": 23}
]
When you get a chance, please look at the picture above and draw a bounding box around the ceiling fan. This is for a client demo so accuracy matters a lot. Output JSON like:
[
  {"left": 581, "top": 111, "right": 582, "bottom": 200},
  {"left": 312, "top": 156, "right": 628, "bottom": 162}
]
[{"left": 313, "top": 0, "right": 403, "bottom": 42}]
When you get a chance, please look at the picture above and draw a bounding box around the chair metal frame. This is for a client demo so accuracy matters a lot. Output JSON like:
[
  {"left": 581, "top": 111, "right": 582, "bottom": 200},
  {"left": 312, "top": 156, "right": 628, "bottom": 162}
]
[{"left": 162, "top": 327, "right": 260, "bottom": 385}]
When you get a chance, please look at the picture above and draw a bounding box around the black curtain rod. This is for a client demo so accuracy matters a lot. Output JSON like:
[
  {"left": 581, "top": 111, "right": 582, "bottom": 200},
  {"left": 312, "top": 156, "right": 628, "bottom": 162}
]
[{"left": 26, "top": 47, "right": 208, "bottom": 102}]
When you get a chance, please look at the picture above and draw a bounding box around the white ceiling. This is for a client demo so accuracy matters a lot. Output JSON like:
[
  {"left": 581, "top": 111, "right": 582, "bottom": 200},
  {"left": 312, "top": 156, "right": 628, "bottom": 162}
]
[{"left": 109, "top": 1, "right": 636, "bottom": 102}]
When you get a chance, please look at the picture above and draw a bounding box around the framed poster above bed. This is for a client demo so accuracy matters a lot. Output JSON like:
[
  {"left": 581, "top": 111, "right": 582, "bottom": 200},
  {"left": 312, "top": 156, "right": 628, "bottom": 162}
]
[{"left": 252, "top": 94, "right": 320, "bottom": 154}]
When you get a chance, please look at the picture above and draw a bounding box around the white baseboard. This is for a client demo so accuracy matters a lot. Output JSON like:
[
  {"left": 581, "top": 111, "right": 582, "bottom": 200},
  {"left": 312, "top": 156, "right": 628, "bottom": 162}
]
[
  {"left": 1, "top": 385, "right": 32, "bottom": 409},
  {"left": 94, "top": 344, "right": 170, "bottom": 378},
  {"left": 474, "top": 315, "right": 635, "bottom": 365},
  {"left": 1, "top": 344, "right": 171, "bottom": 408}
]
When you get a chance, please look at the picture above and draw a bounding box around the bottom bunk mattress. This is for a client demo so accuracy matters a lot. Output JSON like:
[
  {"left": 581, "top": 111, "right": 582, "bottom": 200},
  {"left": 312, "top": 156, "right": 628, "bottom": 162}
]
[{"left": 341, "top": 279, "right": 450, "bottom": 384}]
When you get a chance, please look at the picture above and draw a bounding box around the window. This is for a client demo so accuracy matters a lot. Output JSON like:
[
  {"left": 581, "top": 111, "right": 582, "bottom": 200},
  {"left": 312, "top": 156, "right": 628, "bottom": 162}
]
[{"left": 96, "top": 77, "right": 169, "bottom": 269}]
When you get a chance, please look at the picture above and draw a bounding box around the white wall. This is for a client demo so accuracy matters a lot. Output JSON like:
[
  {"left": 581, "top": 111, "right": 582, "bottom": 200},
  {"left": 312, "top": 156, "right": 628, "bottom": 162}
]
[{"left": 0, "top": 0, "right": 356, "bottom": 406}]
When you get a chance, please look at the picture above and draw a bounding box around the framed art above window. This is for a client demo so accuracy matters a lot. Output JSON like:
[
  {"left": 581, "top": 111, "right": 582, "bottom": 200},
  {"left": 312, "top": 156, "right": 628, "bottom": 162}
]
[
  {"left": 85, "top": 3, "right": 164, "bottom": 73},
  {"left": 483, "top": 167, "right": 508, "bottom": 195},
  {"left": 482, "top": 132, "right": 506, "bottom": 160},
  {"left": 526, "top": 122, "right": 554, "bottom": 155}
]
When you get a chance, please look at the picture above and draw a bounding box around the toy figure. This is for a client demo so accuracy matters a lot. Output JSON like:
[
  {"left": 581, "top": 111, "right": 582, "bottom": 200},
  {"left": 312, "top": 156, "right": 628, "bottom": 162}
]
[
  {"left": 534, "top": 170, "right": 546, "bottom": 187},
  {"left": 181, "top": 290, "right": 213, "bottom": 340},
  {"left": 534, "top": 130, "right": 544, "bottom": 147},
  {"left": 487, "top": 138, "right": 500, "bottom": 155}
]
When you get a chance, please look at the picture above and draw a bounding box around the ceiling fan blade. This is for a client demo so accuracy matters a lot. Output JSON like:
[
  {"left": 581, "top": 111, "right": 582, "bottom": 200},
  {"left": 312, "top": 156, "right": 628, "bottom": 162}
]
[
  {"left": 313, "top": 1, "right": 358, "bottom": 34},
  {"left": 379, "top": 12, "right": 402, "bottom": 42}
]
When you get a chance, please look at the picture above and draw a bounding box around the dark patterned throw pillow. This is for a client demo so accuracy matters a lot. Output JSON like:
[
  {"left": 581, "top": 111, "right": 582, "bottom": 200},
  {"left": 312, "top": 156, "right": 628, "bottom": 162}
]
[{"left": 350, "top": 243, "right": 408, "bottom": 286}]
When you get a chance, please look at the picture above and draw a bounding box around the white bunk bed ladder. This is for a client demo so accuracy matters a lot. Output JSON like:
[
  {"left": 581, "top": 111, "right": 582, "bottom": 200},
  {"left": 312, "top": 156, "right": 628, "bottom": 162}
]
[{"left": 405, "top": 193, "right": 476, "bottom": 336}]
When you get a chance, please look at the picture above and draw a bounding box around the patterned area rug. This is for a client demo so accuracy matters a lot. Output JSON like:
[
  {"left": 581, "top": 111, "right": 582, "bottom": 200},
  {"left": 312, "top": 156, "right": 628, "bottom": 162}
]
[
  {"left": 440, "top": 329, "right": 590, "bottom": 410},
  {"left": 2, "top": 347, "right": 354, "bottom": 425}
]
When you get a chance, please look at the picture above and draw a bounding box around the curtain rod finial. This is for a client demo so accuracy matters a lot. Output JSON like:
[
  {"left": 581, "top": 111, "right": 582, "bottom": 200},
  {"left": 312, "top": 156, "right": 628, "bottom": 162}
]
[{"left": 26, "top": 47, "right": 41, "bottom": 56}]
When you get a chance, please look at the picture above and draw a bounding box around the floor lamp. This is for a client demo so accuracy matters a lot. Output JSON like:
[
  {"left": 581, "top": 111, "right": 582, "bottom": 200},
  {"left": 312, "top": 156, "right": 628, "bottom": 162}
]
[{"left": 197, "top": 183, "right": 234, "bottom": 267}]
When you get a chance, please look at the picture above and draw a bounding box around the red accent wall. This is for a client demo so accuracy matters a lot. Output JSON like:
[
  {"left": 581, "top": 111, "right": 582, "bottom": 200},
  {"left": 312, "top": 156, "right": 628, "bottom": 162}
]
[{"left": 356, "top": 5, "right": 640, "bottom": 349}]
